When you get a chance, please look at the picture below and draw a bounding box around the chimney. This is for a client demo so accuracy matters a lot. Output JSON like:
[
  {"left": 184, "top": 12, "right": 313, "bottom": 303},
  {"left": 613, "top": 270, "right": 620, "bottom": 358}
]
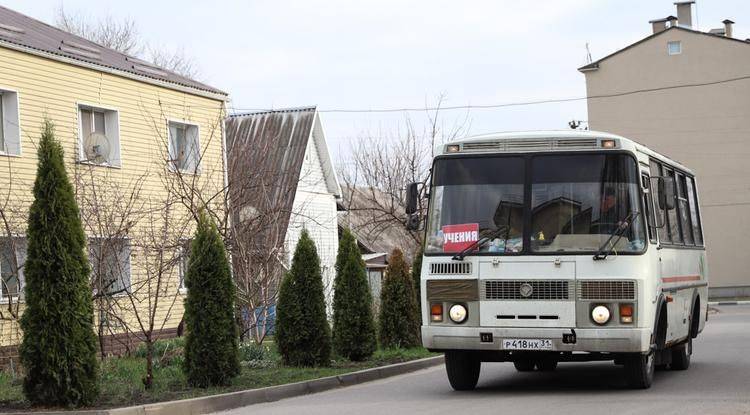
[
  {"left": 674, "top": 1, "right": 695, "bottom": 28},
  {"left": 649, "top": 16, "right": 677, "bottom": 34},
  {"left": 723, "top": 19, "right": 735, "bottom": 38},
  {"left": 650, "top": 18, "right": 668, "bottom": 34}
]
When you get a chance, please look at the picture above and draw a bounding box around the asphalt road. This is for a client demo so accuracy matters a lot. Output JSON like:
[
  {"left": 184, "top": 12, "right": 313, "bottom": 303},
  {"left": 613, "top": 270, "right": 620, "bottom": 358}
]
[{"left": 219, "top": 305, "right": 750, "bottom": 415}]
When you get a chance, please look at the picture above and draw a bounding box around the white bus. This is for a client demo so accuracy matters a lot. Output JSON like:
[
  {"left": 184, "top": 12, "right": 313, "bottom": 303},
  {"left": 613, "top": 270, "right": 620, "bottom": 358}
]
[{"left": 405, "top": 130, "right": 708, "bottom": 390}]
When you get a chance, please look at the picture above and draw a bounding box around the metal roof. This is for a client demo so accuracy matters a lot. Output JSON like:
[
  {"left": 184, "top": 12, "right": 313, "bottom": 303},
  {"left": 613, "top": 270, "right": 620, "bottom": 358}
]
[
  {"left": 225, "top": 107, "right": 317, "bottom": 249},
  {"left": 0, "top": 5, "right": 226, "bottom": 97}
]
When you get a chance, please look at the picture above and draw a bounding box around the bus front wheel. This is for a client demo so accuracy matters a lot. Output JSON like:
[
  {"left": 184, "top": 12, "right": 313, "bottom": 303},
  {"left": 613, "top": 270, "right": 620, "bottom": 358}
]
[
  {"left": 624, "top": 352, "right": 655, "bottom": 389},
  {"left": 445, "top": 351, "right": 481, "bottom": 391}
]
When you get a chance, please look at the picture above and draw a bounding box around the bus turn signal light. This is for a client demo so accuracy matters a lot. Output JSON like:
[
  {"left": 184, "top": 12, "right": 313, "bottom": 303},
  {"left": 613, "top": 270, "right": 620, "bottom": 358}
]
[
  {"left": 620, "top": 304, "right": 634, "bottom": 324},
  {"left": 431, "top": 303, "right": 443, "bottom": 322}
]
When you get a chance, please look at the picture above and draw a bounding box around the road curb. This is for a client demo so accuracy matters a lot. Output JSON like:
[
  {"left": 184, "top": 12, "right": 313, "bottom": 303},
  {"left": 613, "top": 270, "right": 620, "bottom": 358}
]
[
  {"left": 709, "top": 300, "right": 750, "bottom": 306},
  {"left": 7, "top": 355, "right": 444, "bottom": 415}
]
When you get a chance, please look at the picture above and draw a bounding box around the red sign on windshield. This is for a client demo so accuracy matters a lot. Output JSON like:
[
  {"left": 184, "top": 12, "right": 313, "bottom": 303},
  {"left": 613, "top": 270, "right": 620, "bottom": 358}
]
[{"left": 442, "top": 223, "right": 479, "bottom": 252}]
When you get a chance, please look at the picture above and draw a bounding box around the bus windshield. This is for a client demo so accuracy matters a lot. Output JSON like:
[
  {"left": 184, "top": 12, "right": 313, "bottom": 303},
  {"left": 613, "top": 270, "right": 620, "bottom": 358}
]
[{"left": 425, "top": 153, "right": 647, "bottom": 255}]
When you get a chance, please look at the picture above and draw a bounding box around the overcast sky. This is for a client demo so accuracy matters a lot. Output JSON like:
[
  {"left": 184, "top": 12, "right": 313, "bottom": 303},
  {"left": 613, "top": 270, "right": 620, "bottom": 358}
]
[{"left": 3, "top": 0, "right": 748, "bottom": 163}]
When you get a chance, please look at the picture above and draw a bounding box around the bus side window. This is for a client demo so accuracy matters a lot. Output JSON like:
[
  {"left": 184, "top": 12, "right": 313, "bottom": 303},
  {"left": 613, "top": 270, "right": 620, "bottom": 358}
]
[
  {"left": 642, "top": 173, "right": 657, "bottom": 243},
  {"left": 676, "top": 173, "right": 694, "bottom": 245},
  {"left": 649, "top": 160, "right": 671, "bottom": 244},
  {"left": 664, "top": 167, "right": 682, "bottom": 245},
  {"left": 686, "top": 177, "right": 704, "bottom": 246}
]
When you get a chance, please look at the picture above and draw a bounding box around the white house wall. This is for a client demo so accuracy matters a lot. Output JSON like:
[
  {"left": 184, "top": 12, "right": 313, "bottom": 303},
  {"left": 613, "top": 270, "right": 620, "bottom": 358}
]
[{"left": 285, "top": 130, "right": 339, "bottom": 311}]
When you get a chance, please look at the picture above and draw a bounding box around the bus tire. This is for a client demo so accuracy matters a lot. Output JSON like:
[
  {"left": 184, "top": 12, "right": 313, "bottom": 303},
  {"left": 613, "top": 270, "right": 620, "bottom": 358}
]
[
  {"left": 536, "top": 359, "right": 558, "bottom": 371},
  {"left": 625, "top": 352, "right": 654, "bottom": 389},
  {"left": 670, "top": 339, "right": 691, "bottom": 370},
  {"left": 445, "top": 351, "right": 481, "bottom": 391},
  {"left": 513, "top": 359, "right": 535, "bottom": 372}
]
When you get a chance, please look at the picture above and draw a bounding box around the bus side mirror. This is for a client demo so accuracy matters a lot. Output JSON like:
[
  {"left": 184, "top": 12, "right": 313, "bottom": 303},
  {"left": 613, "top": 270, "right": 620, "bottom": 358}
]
[
  {"left": 406, "top": 214, "right": 421, "bottom": 231},
  {"left": 657, "top": 177, "right": 676, "bottom": 210},
  {"left": 405, "top": 182, "right": 420, "bottom": 215}
]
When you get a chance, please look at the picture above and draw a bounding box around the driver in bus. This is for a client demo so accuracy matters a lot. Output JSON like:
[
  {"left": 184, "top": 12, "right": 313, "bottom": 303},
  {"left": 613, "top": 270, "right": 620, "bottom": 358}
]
[{"left": 593, "top": 187, "right": 621, "bottom": 233}]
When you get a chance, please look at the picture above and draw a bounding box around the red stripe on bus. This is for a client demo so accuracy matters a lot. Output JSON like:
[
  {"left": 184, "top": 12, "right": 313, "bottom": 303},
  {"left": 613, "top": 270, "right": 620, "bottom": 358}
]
[{"left": 661, "top": 275, "right": 701, "bottom": 283}]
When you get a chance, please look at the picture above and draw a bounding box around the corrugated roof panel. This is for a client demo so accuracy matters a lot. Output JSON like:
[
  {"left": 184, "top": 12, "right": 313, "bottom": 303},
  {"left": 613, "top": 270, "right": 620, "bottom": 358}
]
[
  {"left": 226, "top": 107, "right": 317, "bottom": 250},
  {"left": 0, "top": 5, "right": 226, "bottom": 96}
]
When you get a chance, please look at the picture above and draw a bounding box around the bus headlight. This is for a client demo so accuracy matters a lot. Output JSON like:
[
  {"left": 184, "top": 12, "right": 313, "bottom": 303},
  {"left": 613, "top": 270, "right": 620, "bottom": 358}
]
[
  {"left": 448, "top": 304, "right": 468, "bottom": 323},
  {"left": 591, "top": 305, "right": 611, "bottom": 325}
]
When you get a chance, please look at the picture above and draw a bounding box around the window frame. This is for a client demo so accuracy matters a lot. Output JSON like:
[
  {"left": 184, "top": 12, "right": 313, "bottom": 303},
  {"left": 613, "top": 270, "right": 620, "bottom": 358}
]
[
  {"left": 667, "top": 40, "right": 682, "bottom": 55},
  {"left": 676, "top": 172, "right": 695, "bottom": 245},
  {"left": 178, "top": 238, "right": 191, "bottom": 293},
  {"left": 641, "top": 172, "right": 658, "bottom": 244},
  {"left": 0, "top": 87, "right": 21, "bottom": 157},
  {"left": 424, "top": 150, "right": 648, "bottom": 257},
  {"left": 687, "top": 177, "right": 704, "bottom": 246},
  {"left": 77, "top": 102, "right": 122, "bottom": 168},
  {"left": 88, "top": 237, "right": 132, "bottom": 297},
  {"left": 0, "top": 237, "right": 27, "bottom": 303},
  {"left": 167, "top": 119, "right": 201, "bottom": 175},
  {"left": 648, "top": 157, "right": 704, "bottom": 249}
]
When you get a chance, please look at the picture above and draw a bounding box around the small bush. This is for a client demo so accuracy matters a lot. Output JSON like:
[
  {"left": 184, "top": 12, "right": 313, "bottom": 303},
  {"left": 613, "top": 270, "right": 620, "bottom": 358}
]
[
  {"left": 378, "top": 249, "right": 421, "bottom": 349},
  {"left": 332, "top": 228, "right": 377, "bottom": 361},
  {"left": 183, "top": 212, "right": 240, "bottom": 387},
  {"left": 276, "top": 230, "right": 331, "bottom": 366}
]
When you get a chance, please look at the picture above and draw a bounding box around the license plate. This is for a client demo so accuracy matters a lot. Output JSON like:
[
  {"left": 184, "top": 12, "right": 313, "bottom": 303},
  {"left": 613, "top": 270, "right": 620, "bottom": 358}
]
[{"left": 502, "top": 338, "right": 553, "bottom": 350}]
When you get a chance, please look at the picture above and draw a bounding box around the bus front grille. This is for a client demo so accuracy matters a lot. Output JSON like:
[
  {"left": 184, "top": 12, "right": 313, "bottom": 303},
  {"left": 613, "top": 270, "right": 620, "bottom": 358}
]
[
  {"left": 577, "top": 280, "right": 636, "bottom": 300},
  {"left": 430, "top": 262, "right": 472, "bottom": 275},
  {"left": 482, "top": 280, "right": 572, "bottom": 301}
]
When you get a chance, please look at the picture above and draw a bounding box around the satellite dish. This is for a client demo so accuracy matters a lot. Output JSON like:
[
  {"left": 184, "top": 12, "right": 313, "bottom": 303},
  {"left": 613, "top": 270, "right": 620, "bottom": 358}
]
[{"left": 83, "top": 132, "right": 111, "bottom": 163}]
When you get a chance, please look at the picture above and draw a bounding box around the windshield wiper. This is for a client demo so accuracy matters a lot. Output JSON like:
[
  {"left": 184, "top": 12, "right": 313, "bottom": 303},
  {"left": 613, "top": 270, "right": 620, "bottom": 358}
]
[
  {"left": 452, "top": 226, "right": 509, "bottom": 261},
  {"left": 593, "top": 211, "right": 640, "bottom": 261}
]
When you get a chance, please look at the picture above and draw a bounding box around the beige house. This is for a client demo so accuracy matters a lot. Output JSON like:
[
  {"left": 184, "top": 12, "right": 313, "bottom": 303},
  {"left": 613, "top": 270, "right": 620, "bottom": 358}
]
[
  {"left": 579, "top": 1, "right": 750, "bottom": 298},
  {"left": 0, "top": 5, "right": 228, "bottom": 364}
]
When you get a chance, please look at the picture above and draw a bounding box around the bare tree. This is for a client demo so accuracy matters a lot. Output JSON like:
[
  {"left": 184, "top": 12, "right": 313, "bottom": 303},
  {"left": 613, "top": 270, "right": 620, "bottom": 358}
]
[
  {"left": 54, "top": 6, "right": 199, "bottom": 79},
  {"left": 338, "top": 96, "right": 469, "bottom": 258},
  {"left": 0, "top": 156, "right": 28, "bottom": 331}
]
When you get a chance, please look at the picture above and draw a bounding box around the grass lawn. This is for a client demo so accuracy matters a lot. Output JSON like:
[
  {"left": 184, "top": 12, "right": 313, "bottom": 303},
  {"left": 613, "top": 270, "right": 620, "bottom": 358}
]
[{"left": 0, "top": 339, "right": 436, "bottom": 410}]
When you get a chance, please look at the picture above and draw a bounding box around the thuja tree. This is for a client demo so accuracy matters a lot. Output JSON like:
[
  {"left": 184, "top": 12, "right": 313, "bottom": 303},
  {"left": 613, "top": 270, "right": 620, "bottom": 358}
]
[
  {"left": 19, "top": 119, "right": 99, "bottom": 407},
  {"left": 332, "top": 228, "right": 376, "bottom": 360},
  {"left": 183, "top": 211, "right": 240, "bottom": 387},
  {"left": 276, "top": 229, "right": 331, "bottom": 366},
  {"left": 378, "top": 248, "right": 421, "bottom": 349},
  {"left": 411, "top": 247, "right": 424, "bottom": 309}
]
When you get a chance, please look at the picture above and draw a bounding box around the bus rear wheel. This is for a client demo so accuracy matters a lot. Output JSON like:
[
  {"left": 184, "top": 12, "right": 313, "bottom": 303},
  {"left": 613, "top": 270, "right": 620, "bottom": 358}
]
[
  {"left": 625, "top": 352, "right": 654, "bottom": 389},
  {"left": 670, "top": 339, "right": 691, "bottom": 370},
  {"left": 445, "top": 351, "right": 481, "bottom": 391}
]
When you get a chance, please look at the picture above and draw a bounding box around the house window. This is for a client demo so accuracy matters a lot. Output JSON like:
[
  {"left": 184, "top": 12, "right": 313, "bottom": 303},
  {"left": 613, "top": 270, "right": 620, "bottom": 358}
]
[
  {"left": 89, "top": 238, "right": 131, "bottom": 296},
  {"left": 0, "top": 89, "right": 21, "bottom": 155},
  {"left": 0, "top": 237, "right": 27, "bottom": 301},
  {"left": 668, "top": 41, "right": 682, "bottom": 55},
  {"left": 178, "top": 239, "right": 192, "bottom": 292},
  {"left": 168, "top": 121, "right": 200, "bottom": 173},
  {"left": 78, "top": 105, "right": 121, "bottom": 166}
]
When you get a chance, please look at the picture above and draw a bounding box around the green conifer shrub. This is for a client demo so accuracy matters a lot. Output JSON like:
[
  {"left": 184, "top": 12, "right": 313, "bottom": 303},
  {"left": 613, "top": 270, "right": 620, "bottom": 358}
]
[
  {"left": 275, "top": 230, "right": 331, "bottom": 366},
  {"left": 19, "top": 119, "right": 99, "bottom": 407},
  {"left": 378, "top": 248, "right": 421, "bottom": 349},
  {"left": 332, "top": 228, "right": 376, "bottom": 361},
  {"left": 183, "top": 211, "right": 240, "bottom": 387},
  {"left": 411, "top": 247, "right": 424, "bottom": 310}
]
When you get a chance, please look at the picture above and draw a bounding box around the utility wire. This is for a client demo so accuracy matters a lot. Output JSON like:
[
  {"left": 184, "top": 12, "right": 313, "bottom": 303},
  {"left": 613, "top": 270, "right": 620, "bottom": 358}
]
[{"left": 223, "top": 74, "right": 750, "bottom": 115}]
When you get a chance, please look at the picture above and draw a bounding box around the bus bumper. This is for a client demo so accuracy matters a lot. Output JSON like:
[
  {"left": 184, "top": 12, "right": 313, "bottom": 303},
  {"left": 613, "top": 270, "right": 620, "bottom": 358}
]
[{"left": 422, "top": 325, "right": 651, "bottom": 353}]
